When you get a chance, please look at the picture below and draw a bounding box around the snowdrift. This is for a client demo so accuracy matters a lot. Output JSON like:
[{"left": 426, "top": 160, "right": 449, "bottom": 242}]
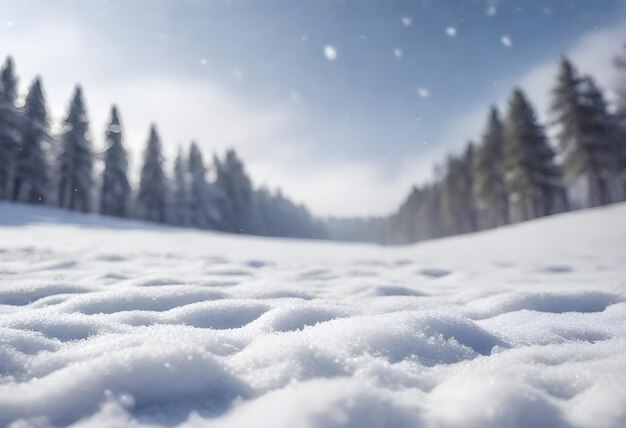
[{"left": 0, "top": 202, "right": 625, "bottom": 427}]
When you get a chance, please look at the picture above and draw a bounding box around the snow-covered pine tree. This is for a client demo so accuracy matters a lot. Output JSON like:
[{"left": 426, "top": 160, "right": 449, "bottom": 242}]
[
  {"left": 551, "top": 58, "right": 621, "bottom": 207},
  {"left": 473, "top": 107, "right": 509, "bottom": 229},
  {"left": 0, "top": 56, "right": 21, "bottom": 200},
  {"left": 136, "top": 125, "right": 168, "bottom": 223},
  {"left": 57, "top": 85, "right": 94, "bottom": 212},
  {"left": 504, "top": 88, "right": 568, "bottom": 222},
  {"left": 214, "top": 149, "right": 253, "bottom": 233},
  {"left": 169, "top": 146, "right": 190, "bottom": 226},
  {"left": 187, "top": 142, "right": 217, "bottom": 229},
  {"left": 13, "top": 77, "right": 49, "bottom": 204},
  {"left": 100, "top": 106, "right": 131, "bottom": 217}
]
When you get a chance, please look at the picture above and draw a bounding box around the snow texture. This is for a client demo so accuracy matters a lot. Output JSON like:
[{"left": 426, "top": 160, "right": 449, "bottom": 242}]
[{"left": 0, "top": 202, "right": 625, "bottom": 427}]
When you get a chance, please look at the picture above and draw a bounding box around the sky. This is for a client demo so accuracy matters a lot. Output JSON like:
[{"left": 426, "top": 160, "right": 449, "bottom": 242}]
[{"left": 2, "top": 0, "right": 626, "bottom": 217}]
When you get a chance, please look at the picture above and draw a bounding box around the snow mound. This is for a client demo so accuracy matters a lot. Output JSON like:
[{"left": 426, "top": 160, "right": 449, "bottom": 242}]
[
  {"left": 0, "top": 202, "right": 625, "bottom": 427},
  {"left": 465, "top": 290, "right": 622, "bottom": 320}
]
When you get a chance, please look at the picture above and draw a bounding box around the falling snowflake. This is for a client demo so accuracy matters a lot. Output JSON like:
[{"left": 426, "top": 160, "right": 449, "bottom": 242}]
[
  {"left": 301, "top": 34, "right": 308, "bottom": 42},
  {"left": 200, "top": 58, "right": 208, "bottom": 66},
  {"left": 233, "top": 69, "right": 243, "bottom": 79},
  {"left": 324, "top": 45, "right": 338, "bottom": 61},
  {"left": 501, "top": 36, "right": 512, "bottom": 47},
  {"left": 401, "top": 16, "right": 413, "bottom": 27},
  {"left": 446, "top": 27, "right": 457, "bottom": 37},
  {"left": 393, "top": 48, "right": 403, "bottom": 58},
  {"left": 417, "top": 87, "right": 430, "bottom": 98},
  {"left": 7, "top": 20, "right": 14, "bottom": 27},
  {"left": 486, "top": 6, "right": 497, "bottom": 16}
]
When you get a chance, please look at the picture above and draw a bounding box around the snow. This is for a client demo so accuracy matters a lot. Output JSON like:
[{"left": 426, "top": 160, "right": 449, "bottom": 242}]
[
  {"left": 1, "top": 201, "right": 626, "bottom": 427},
  {"left": 446, "top": 27, "right": 457, "bottom": 37},
  {"left": 501, "top": 35, "right": 513, "bottom": 48},
  {"left": 418, "top": 87, "right": 430, "bottom": 98},
  {"left": 323, "top": 45, "right": 337, "bottom": 62}
]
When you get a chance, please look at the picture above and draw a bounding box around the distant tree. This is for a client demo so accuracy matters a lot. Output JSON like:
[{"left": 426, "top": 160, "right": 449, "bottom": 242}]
[
  {"left": 252, "top": 186, "right": 326, "bottom": 238},
  {"left": 415, "top": 183, "right": 444, "bottom": 240},
  {"left": 136, "top": 125, "right": 168, "bottom": 223},
  {"left": 611, "top": 46, "right": 626, "bottom": 197},
  {"left": 388, "top": 179, "right": 445, "bottom": 244},
  {"left": 169, "top": 146, "right": 190, "bottom": 226},
  {"left": 580, "top": 76, "right": 624, "bottom": 203},
  {"left": 389, "top": 186, "right": 423, "bottom": 244},
  {"left": 613, "top": 43, "right": 626, "bottom": 124},
  {"left": 214, "top": 149, "right": 253, "bottom": 233},
  {"left": 0, "top": 56, "right": 21, "bottom": 200},
  {"left": 441, "top": 143, "right": 477, "bottom": 236},
  {"left": 551, "top": 58, "right": 622, "bottom": 207},
  {"left": 504, "top": 88, "right": 568, "bottom": 222},
  {"left": 13, "top": 77, "right": 49, "bottom": 203},
  {"left": 461, "top": 143, "right": 478, "bottom": 232},
  {"left": 57, "top": 85, "right": 94, "bottom": 212},
  {"left": 188, "top": 142, "right": 217, "bottom": 229},
  {"left": 474, "top": 107, "right": 509, "bottom": 229},
  {"left": 100, "top": 106, "right": 131, "bottom": 217}
]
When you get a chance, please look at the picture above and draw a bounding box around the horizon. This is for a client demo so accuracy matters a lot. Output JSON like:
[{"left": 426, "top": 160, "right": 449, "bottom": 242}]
[{"left": 2, "top": 0, "right": 626, "bottom": 217}]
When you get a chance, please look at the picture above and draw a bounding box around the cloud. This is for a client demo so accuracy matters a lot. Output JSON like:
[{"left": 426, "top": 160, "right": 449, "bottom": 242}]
[
  {"left": 519, "top": 21, "right": 626, "bottom": 122},
  {"left": 248, "top": 156, "right": 435, "bottom": 217},
  {"left": 3, "top": 21, "right": 295, "bottom": 181},
  {"left": 89, "top": 77, "right": 292, "bottom": 168}
]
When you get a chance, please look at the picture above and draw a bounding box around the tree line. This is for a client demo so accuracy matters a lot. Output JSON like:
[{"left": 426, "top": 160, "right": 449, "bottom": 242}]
[
  {"left": 387, "top": 57, "right": 626, "bottom": 244},
  {"left": 1, "top": 53, "right": 625, "bottom": 245},
  {"left": 0, "top": 56, "right": 325, "bottom": 239}
]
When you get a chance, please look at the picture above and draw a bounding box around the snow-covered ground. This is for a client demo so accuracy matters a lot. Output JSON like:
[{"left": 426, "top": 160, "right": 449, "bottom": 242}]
[{"left": 1, "top": 202, "right": 625, "bottom": 428}]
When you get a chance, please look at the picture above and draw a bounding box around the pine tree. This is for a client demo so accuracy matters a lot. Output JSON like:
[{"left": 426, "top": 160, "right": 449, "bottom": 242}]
[
  {"left": 504, "top": 88, "right": 568, "bottom": 222},
  {"left": 187, "top": 142, "right": 217, "bottom": 229},
  {"left": 440, "top": 143, "right": 477, "bottom": 236},
  {"left": 474, "top": 107, "right": 509, "bottom": 229},
  {"left": 612, "top": 45, "right": 626, "bottom": 199},
  {"left": 389, "top": 186, "right": 422, "bottom": 244},
  {"left": 462, "top": 143, "right": 477, "bottom": 232},
  {"left": 169, "top": 146, "right": 190, "bottom": 226},
  {"left": 13, "top": 77, "right": 49, "bottom": 203},
  {"left": 136, "top": 124, "right": 168, "bottom": 223},
  {"left": 551, "top": 58, "right": 621, "bottom": 207},
  {"left": 100, "top": 106, "right": 131, "bottom": 217},
  {"left": 0, "top": 56, "right": 21, "bottom": 200},
  {"left": 214, "top": 149, "right": 253, "bottom": 233},
  {"left": 613, "top": 43, "right": 626, "bottom": 124},
  {"left": 580, "top": 76, "right": 624, "bottom": 203},
  {"left": 252, "top": 187, "right": 325, "bottom": 239},
  {"left": 57, "top": 85, "right": 94, "bottom": 212}
]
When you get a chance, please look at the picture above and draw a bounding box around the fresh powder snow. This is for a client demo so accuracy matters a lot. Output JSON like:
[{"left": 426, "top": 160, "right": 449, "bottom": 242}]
[{"left": 0, "top": 202, "right": 625, "bottom": 427}]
